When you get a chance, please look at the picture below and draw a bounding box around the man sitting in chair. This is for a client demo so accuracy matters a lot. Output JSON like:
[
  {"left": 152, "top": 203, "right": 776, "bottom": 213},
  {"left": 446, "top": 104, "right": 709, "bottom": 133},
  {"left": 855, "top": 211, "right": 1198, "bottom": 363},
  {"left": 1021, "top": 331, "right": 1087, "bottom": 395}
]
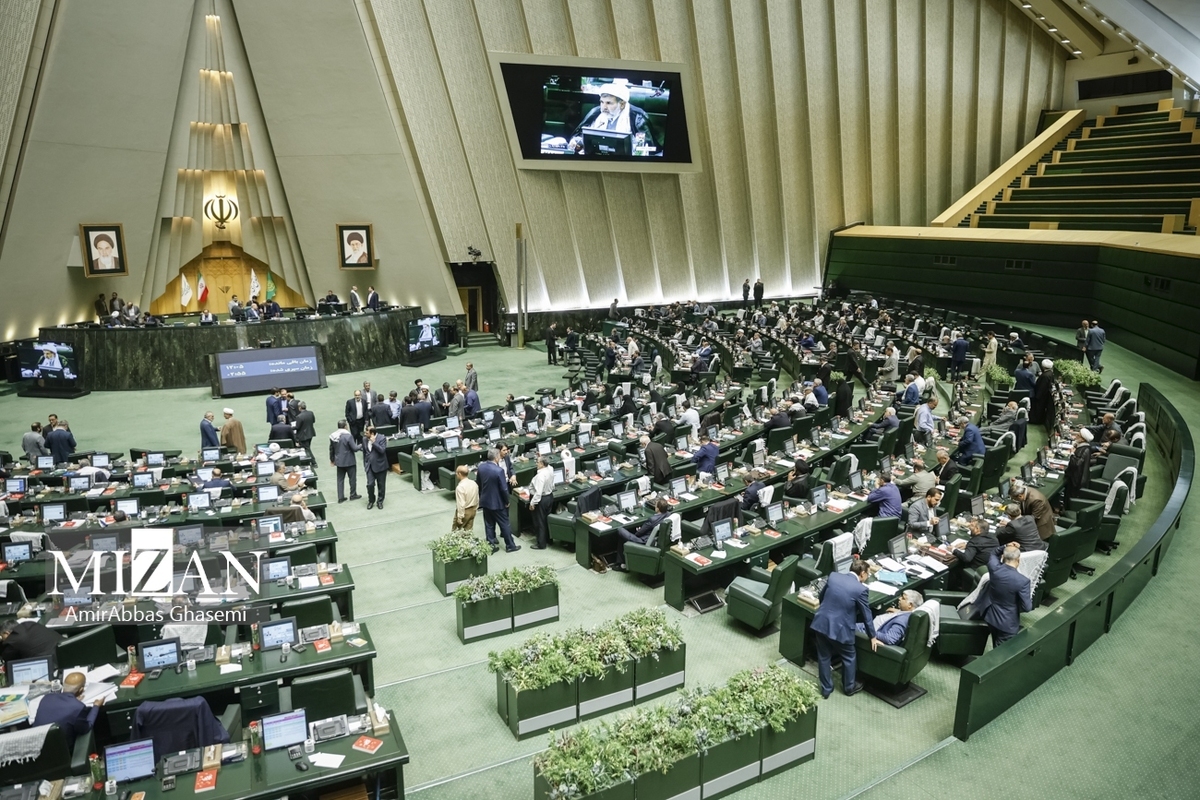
[
  {"left": 857, "top": 590, "right": 924, "bottom": 645},
  {"left": 568, "top": 81, "right": 656, "bottom": 155},
  {"left": 32, "top": 671, "right": 104, "bottom": 750},
  {"left": 611, "top": 497, "right": 671, "bottom": 572}
]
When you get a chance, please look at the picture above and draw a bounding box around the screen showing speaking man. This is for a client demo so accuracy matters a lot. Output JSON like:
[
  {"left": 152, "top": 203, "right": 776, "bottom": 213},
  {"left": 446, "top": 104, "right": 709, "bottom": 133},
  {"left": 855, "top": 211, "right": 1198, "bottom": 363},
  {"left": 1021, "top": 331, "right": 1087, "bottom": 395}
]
[
  {"left": 19, "top": 341, "right": 79, "bottom": 384},
  {"left": 548, "top": 78, "right": 663, "bottom": 158}
]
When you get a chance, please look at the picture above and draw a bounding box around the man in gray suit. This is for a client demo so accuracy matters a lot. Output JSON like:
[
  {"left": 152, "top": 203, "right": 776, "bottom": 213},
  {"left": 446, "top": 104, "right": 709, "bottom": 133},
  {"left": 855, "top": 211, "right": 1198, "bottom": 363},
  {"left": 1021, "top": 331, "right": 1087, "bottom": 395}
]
[
  {"left": 464, "top": 362, "right": 478, "bottom": 392},
  {"left": 363, "top": 425, "right": 389, "bottom": 510},
  {"left": 293, "top": 401, "right": 316, "bottom": 454},
  {"left": 328, "top": 420, "right": 361, "bottom": 503}
]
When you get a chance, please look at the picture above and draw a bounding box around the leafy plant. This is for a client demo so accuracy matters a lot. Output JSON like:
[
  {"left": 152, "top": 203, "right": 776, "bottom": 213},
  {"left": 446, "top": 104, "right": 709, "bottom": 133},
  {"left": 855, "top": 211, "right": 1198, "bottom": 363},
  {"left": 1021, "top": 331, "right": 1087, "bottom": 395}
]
[
  {"left": 488, "top": 631, "right": 574, "bottom": 692},
  {"left": 984, "top": 363, "right": 1013, "bottom": 387},
  {"left": 828, "top": 370, "right": 846, "bottom": 384},
  {"left": 924, "top": 366, "right": 939, "bottom": 379},
  {"left": 534, "top": 724, "right": 635, "bottom": 799},
  {"left": 1053, "top": 358, "right": 1102, "bottom": 388},
  {"left": 565, "top": 621, "right": 632, "bottom": 682},
  {"left": 427, "top": 529, "right": 491, "bottom": 564},
  {"left": 725, "top": 665, "right": 821, "bottom": 732},
  {"left": 614, "top": 607, "right": 683, "bottom": 660},
  {"left": 453, "top": 565, "right": 559, "bottom": 603}
]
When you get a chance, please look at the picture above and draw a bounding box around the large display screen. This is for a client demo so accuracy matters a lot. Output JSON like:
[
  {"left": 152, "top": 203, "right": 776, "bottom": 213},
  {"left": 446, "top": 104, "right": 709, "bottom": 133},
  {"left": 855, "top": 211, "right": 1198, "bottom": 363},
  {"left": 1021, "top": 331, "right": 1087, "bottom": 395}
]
[
  {"left": 19, "top": 340, "right": 80, "bottom": 386},
  {"left": 214, "top": 345, "right": 325, "bottom": 396},
  {"left": 490, "top": 53, "right": 699, "bottom": 174},
  {"left": 408, "top": 316, "right": 440, "bottom": 353}
]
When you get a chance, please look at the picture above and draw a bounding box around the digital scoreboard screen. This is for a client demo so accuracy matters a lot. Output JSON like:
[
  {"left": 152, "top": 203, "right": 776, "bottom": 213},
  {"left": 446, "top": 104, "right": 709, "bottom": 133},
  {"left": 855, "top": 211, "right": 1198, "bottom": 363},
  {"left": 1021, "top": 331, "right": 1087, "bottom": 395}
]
[{"left": 213, "top": 345, "right": 325, "bottom": 396}]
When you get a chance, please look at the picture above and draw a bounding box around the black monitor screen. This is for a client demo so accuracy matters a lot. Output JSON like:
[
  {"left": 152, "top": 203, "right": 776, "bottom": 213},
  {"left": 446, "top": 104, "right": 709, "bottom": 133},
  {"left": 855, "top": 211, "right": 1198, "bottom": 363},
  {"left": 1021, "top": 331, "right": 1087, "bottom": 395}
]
[
  {"left": 971, "top": 495, "right": 985, "bottom": 516},
  {"left": 496, "top": 60, "right": 693, "bottom": 166},
  {"left": 18, "top": 340, "right": 79, "bottom": 386},
  {"left": 201, "top": 447, "right": 221, "bottom": 462},
  {"left": 811, "top": 486, "right": 827, "bottom": 506},
  {"left": 68, "top": 476, "right": 91, "bottom": 492},
  {"left": 2, "top": 542, "right": 32, "bottom": 564},
  {"left": 888, "top": 535, "right": 907, "bottom": 559},
  {"left": 766, "top": 502, "right": 783, "bottom": 524},
  {"left": 138, "top": 638, "right": 181, "bottom": 670},
  {"left": 260, "top": 617, "right": 297, "bottom": 650},
  {"left": 408, "top": 316, "right": 441, "bottom": 352},
  {"left": 712, "top": 518, "right": 733, "bottom": 542},
  {"left": 41, "top": 503, "right": 66, "bottom": 523},
  {"left": 7, "top": 656, "right": 52, "bottom": 685},
  {"left": 849, "top": 470, "right": 864, "bottom": 490},
  {"left": 596, "top": 456, "right": 611, "bottom": 475},
  {"left": 37, "top": 455, "right": 55, "bottom": 469},
  {"left": 132, "top": 473, "right": 154, "bottom": 488},
  {"left": 105, "top": 739, "right": 156, "bottom": 784},
  {"left": 5, "top": 478, "right": 25, "bottom": 493},
  {"left": 214, "top": 345, "right": 325, "bottom": 396},
  {"left": 880, "top": 456, "right": 893, "bottom": 474}
]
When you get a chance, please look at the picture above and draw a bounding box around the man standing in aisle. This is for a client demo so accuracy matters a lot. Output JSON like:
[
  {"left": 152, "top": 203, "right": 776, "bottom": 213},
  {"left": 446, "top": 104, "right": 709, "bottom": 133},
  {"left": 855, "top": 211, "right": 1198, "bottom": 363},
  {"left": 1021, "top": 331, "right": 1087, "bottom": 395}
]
[
  {"left": 363, "top": 425, "right": 388, "bottom": 510},
  {"left": 527, "top": 455, "right": 555, "bottom": 549},
  {"left": 328, "top": 420, "right": 361, "bottom": 503},
  {"left": 810, "top": 559, "right": 880, "bottom": 698},
  {"left": 545, "top": 322, "right": 559, "bottom": 366},
  {"left": 200, "top": 412, "right": 220, "bottom": 449},
  {"left": 477, "top": 449, "right": 520, "bottom": 554},
  {"left": 345, "top": 389, "right": 368, "bottom": 443},
  {"left": 464, "top": 362, "right": 479, "bottom": 393},
  {"left": 219, "top": 408, "right": 246, "bottom": 456},
  {"left": 742, "top": 278, "right": 751, "bottom": 308},
  {"left": 753, "top": 277, "right": 764, "bottom": 308},
  {"left": 1085, "top": 320, "right": 1106, "bottom": 372},
  {"left": 46, "top": 421, "right": 76, "bottom": 465},
  {"left": 293, "top": 401, "right": 316, "bottom": 453},
  {"left": 454, "top": 465, "right": 479, "bottom": 531}
]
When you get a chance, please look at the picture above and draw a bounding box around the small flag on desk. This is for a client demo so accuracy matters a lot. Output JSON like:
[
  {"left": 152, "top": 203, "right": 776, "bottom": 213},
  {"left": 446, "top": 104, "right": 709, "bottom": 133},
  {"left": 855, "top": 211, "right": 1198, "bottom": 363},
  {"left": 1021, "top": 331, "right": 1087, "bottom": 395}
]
[
  {"left": 180, "top": 272, "right": 193, "bottom": 307},
  {"left": 197, "top": 270, "right": 208, "bottom": 303}
]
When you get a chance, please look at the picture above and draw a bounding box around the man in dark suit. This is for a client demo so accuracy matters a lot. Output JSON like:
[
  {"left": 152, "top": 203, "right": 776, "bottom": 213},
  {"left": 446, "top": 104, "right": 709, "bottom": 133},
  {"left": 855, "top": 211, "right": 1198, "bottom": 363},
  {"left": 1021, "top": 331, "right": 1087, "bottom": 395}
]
[
  {"left": 652, "top": 414, "right": 674, "bottom": 441},
  {"left": 545, "top": 323, "right": 558, "bottom": 365},
  {"left": 950, "top": 334, "right": 969, "bottom": 379},
  {"left": 975, "top": 544, "right": 1032, "bottom": 646},
  {"left": 611, "top": 497, "right": 671, "bottom": 570},
  {"left": 640, "top": 435, "right": 672, "bottom": 485},
  {"left": 371, "top": 393, "right": 394, "bottom": 428},
  {"left": 266, "top": 388, "right": 282, "bottom": 425},
  {"left": 434, "top": 382, "right": 453, "bottom": 417},
  {"left": 32, "top": 672, "right": 102, "bottom": 751},
  {"left": 366, "top": 286, "right": 380, "bottom": 311},
  {"left": 93, "top": 293, "right": 108, "bottom": 320},
  {"left": 268, "top": 415, "right": 294, "bottom": 443},
  {"left": 363, "top": 426, "right": 388, "bottom": 510},
  {"left": 45, "top": 422, "right": 76, "bottom": 465},
  {"left": 0, "top": 619, "right": 62, "bottom": 661},
  {"left": 931, "top": 448, "right": 959, "bottom": 486},
  {"left": 293, "top": 402, "right": 315, "bottom": 453},
  {"left": 952, "top": 416, "right": 986, "bottom": 465},
  {"left": 1014, "top": 363, "right": 1036, "bottom": 396},
  {"left": 996, "top": 504, "right": 1046, "bottom": 551},
  {"left": 762, "top": 407, "right": 791, "bottom": 434},
  {"left": 328, "top": 420, "right": 361, "bottom": 502},
  {"left": 414, "top": 393, "right": 434, "bottom": 430},
  {"left": 810, "top": 560, "right": 880, "bottom": 698},
  {"left": 200, "top": 412, "right": 220, "bottom": 449},
  {"left": 477, "top": 450, "right": 519, "bottom": 553},
  {"left": 345, "top": 390, "right": 368, "bottom": 443},
  {"left": 950, "top": 516, "right": 1000, "bottom": 570},
  {"left": 604, "top": 340, "right": 617, "bottom": 377},
  {"left": 753, "top": 277, "right": 764, "bottom": 308}
]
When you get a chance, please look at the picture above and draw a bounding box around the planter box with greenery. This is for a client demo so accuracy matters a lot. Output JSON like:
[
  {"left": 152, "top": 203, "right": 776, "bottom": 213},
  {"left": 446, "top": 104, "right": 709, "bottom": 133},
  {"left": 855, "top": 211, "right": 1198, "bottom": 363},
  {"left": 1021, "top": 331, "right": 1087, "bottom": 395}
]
[
  {"left": 428, "top": 530, "right": 490, "bottom": 596},
  {"left": 491, "top": 632, "right": 579, "bottom": 740},
  {"left": 455, "top": 566, "right": 560, "bottom": 644},
  {"left": 570, "top": 623, "right": 635, "bottom": 721},
  {"left": 534, "top": 665, "right": 819, "bottom": 800},
  {"left": 984, "top": 363, "right": 1014, "bottom": 391},
  {"left": 1052, "top": 359, "right": 1102, "bottom": 391},
  {"left": 617, "top": 608, "right": 687, "bottom": 703},
  {"left": 512, "top": 581, "right": 560, "bottom": 631}
]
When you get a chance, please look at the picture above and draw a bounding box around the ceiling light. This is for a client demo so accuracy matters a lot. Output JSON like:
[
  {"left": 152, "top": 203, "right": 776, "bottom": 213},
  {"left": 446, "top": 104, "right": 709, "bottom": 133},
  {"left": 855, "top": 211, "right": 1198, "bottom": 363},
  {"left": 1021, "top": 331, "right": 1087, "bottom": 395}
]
[
  {"left": 1021, "top": 2, "right": 1031, "bottom": 6},
  {"left": 1047, "top": 26, "right": 1057, "bottom": 32},
  {"left": 1072, "top": 49, "right": 1082, "bottom": 55},
  {"left": 1060, "top": 38, "right": 1070, "bottom": 44}
]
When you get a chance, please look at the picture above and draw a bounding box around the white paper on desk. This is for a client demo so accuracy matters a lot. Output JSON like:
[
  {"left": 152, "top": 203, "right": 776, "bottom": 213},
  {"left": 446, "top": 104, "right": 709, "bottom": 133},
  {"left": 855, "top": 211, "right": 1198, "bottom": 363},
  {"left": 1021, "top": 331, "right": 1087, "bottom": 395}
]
[
  {"left": 709, "top": 550, "right": 727, "bottom": 559},
  {"left": 774, "top": 459, "right": 795, "bottom": 469},
  {"left": 297, "top": 575, "right": 320, "bottom": 590},
  {"left": 679, "top": 492, "right": 698, "bottom": 501},
  {"left": 589, "top": 521, "right": 611, "bottom": 532},
  {"left": 219, "top": 664, "right": 243, "bottom": 675},
  {"left": 309, "top": 752, "right": 345, "bottom": 769},
  {"left": 866, "top": 581, "right": 897, "bottom": 596},
  {"left": 84, "top": 683, "right": 118, "bottom": 705},
  {"left": 876, "top": 557, "right": 905, "bottom": 572},
  {"left": 915, "top": 555, "right": 949, "bottom": 573}
]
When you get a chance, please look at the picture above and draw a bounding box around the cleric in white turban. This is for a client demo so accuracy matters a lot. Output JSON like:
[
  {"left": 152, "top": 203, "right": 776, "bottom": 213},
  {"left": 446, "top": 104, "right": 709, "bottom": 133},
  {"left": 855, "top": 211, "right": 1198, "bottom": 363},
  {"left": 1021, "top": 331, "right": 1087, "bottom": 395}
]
[{"left": 569, "top": 80, "right": 656, "bottom": 153}]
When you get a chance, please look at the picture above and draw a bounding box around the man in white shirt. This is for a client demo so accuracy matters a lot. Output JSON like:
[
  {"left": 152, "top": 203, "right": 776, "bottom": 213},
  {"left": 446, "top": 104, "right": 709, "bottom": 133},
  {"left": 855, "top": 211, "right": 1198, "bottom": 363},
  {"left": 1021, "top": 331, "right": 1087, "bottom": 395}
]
[
  {"left": 915, "top": 397, "right": 938, "bottom": 443},
  {"left": 527, "top": 456, "right": 556, "bottom": 550},
  {"left": 678, "top": 401, "right": 701, "bottom": 438}
]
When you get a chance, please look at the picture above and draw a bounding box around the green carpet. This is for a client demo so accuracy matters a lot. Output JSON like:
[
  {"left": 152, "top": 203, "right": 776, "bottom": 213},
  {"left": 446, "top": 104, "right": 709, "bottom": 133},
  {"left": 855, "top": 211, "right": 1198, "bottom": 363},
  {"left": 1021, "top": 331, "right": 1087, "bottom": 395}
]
[{"left": 2, "top": 332, "right": 1195, "bottom": 800}]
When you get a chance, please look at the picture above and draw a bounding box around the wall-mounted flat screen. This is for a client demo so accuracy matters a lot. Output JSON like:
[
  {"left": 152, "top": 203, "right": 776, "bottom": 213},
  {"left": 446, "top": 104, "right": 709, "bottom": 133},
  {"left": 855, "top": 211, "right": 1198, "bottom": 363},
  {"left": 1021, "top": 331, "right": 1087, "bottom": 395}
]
[
  {"left": 19, "top": 340, "right": 80, "bottom": 386},
  {"left": 408, "top": 316, "right": 441, "bottom": 352},
  {"left": 214, "top": 345, "right": 325, "bottom": 396},
  {"left": 490, "top": 52, "right": 699, "bottom": 174}
]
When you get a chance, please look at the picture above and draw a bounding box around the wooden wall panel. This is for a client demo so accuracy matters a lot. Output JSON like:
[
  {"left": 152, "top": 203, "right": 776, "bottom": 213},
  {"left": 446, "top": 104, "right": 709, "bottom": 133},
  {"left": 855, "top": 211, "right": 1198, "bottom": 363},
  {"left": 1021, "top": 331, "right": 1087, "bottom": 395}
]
[
  {"left": 864, "top": 0, "right": 899, "bottom": 228},
  {"left": 833, "top": 0, "right": 872, "bottom": 224},
  {"left": 924, "top": 0, "right": 952, "bottom": 223},
  {"left": 950, "top": 1, "right": 980, "bottom": 200},
  {"left": 894, "top": 0, "right": 925, "bottom": 226}
]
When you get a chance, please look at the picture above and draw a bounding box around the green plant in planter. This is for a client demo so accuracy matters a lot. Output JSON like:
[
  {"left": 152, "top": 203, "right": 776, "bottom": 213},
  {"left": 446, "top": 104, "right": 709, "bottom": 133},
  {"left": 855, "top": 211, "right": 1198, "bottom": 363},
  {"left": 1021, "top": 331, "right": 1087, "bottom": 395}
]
[
  {"left": 566, "top": 621, "right": 633, "bottom": 682},
  {"left": 426, "top": 529, "right": 491, "bottom": 564},
  {"left": 453, "top": 565, "right": 559, "bottom": 603},
  {"left": 725, "top": 665, "right": 820, "bottom": 732},
  {"left": 487, "top": 631, "right": 574, "bottom": 692},
  {"left": 985, "top": 363, "right": 1013, "bottom": 386},
  {"left": 535, "top": 724, "right": 635, "bottom": 800},
  {"left": 615, "top": 608, "right": 684, "bottom": 660},
  {"left": 923, "top": 366, "right": 939, "bottom": 379},
  {"left": 610, "top": 703, "right": 695, "bottom": 776},
  {"left": 828, "top": 371, "right": 846, "bottom": 384},
  {"left": 1054, "top": 359, "right": 1102, "bottom": 388}
]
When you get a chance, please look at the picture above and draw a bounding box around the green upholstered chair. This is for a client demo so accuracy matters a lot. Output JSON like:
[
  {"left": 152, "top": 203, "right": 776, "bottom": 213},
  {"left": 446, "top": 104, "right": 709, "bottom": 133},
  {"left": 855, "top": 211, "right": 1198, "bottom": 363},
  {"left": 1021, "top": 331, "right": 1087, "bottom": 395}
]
[
  {"left": 1039, "top": 526, "right": 1082, "bottom": 602},
  {"left": 860, "top": 516, "right": 900, "bottom": 560},
  {"left": 927, "top": 549, "right": 1047, "bottom": 657},
  {"left": 892, "top": 415, "right": 915, "bottom": 456},
  {"left": 57, "top": 623, "right": 120, "bottom": 669},
  {"left": 0, "top": 724, "right": 93, "bottom": 783},
  {"left": 766, "top": 427, "right": 793, "bottom": 454},
  {"left": 1058, "top": 500, "right": 1104, "bottom": 574},
  {"left": 623, "top": 515, "right": 679, "bottom": 585},
  {"left": 978, "top": 445, "right": 1011, "bottom": 494},
  {"left": 854, "top": 609, "right": 934, "bottom": 707},
  {"left": 725, "top": 555, "right": 800, "bottom": 633},
  {"left": 955, "top": 455, "right": 985, "bottom": 514},
  {"left": 937, "top": 474, "right": 962, "bottom": 522},
  {"left": 547, "top": 487, "right": 600, "bottom": 549},
  {"left": 680, "top": 496, "right": 741, "bottom": 542},
  {"left": 820, "top": 454, "right": 852, "bottom": 488},
  {"left": 851, "top": 441, "right": 880, "bottom": 473},
  {"left": 280, "top": 667, "right": 367, "bottom": 721},
  {"left": 280, "top": 596, "right": 338, "bottom": 628},
  {"left": 793, "top": 540, "right": 835, "bottom": 587},
  {"left": 273, "top": 542, "right": 318, "bottom": 565}
]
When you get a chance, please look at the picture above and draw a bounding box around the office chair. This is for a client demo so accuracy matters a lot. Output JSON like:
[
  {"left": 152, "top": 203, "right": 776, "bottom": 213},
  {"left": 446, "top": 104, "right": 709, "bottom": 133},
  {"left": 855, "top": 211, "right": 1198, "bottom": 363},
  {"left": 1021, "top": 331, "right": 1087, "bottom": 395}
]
[
  {"left": 855, "top": 608, "right": 934, "bottom": 707},
  {"left": 281, "top": 667, "right": 368, "bottom": 721},
  {"left": 281, "top": 596, "right": 338, "bottom": 628},
  {"left": 57, "top": 624, "right": 120, "bottom": 669},
  {"left": 623, "top": 515, "right": 679, "bottom": 586},
  {"left": 132, "top": 697, "right": 236, "bottom": 761},
  {"left": 0, "top": 724, "right": 93, "bottom": 782},
  {"left": 273, "top": 543, "right": 318, "bottom": 566},
  {"left": 725, "top": 555, "right": 800, "bottom": 633}
]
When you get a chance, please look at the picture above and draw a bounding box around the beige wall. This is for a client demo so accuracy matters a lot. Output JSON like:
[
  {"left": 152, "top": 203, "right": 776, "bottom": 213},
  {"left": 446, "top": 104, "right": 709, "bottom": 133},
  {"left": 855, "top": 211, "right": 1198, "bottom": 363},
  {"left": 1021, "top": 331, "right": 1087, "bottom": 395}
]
[{"left": 369, "top": 0, "right": 1065, "bottom": 311}]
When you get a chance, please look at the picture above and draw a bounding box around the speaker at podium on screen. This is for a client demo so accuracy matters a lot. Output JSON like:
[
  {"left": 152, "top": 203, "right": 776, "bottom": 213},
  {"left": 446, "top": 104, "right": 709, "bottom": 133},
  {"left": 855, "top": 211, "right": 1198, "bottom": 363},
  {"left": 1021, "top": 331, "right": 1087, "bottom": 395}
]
[{"left": 582, "top": 129, "right": 632, "bottom": 156}]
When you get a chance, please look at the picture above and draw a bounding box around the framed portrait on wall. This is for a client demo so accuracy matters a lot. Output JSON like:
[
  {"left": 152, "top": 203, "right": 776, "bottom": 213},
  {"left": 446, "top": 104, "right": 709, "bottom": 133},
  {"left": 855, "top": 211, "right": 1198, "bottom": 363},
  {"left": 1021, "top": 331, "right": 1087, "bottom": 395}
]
[
  {"left": 337, "top": 224, "right": 374, "bottom": 269},
  {"left": 80, "top": 224, "right": 128, "bottom": 278}
]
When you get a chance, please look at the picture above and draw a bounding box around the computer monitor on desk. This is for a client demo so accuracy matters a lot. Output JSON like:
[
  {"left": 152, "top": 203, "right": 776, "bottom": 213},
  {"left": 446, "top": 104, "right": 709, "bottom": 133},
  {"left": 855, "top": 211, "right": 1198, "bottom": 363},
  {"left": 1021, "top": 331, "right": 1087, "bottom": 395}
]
[
  {"left": 887, "top": 535, "right": 907, "bottom": 559},
  {"left": 92, "top": 453, "right": 111, "bottom": 469},
  {"left": 261, "top": 556, "right": 291, "bottom": 582},
  {"left": 68, "top": 475, "right": 91, "bottom": 493},
  {"left": 138, "top": 638, "right": 181, "bottom": 670},
  {"left": 132, "top": 472, "right": 154, "bottom": 489},
  {"left": 618, "top": 489, "right": 636, "bottom": 512},
  {"left": 444, "top": 435, "right": 461, "bottom": 452},
  {"left": 406, "top": 424, "right": 422, "bottom": 439},
  {"left": 259, "top": 617, "right": 298, "bottom": 650},
  {"left": 257, "top": 484, "right": 280, "bottom": 505},
  {"left": 115, "top": 498, "right": 139, "bottom": 517},
  {"left": 90, "top": 533, "right": 118, "bottom": 554},
  {"left": 1, "top": 541, "right": 32, "bottom": 565},
  {"left": 262, "top": 709, "right": 308, "bottom": 751},
  {"left": 256, "top": 461, "right": 276, "bottom": 478},
  {"left": 596, "top": 456, "right": 611, "bottom": 476},
  {"left": 583, "top": 128, "right": 632, "bottom": 156},
  {"left": 810, "top": 486, "right": 827, "bottom": 507},
  {"left": 105, "top": 739, "right": 156, "bottom": 784},
  {"left": 766, "top": 502, "right": 783, "bottom": 525},
  {"left": 830, "top": 532, "right": 855, "bottom": 573},
  {"left": 6, "top": 656, "right": 53, "bottom": 686},
  {"left": 146, "top": 453, "right": 165, "bottom": 467},
  {"left": 196, "top": 467, "right": 214, "bottom": 483},
  {"left": 670, "top": 477, "right": 687, "bottom": 497},
  {"left": 536, "top": 440, "right": 552, "bottom": 457},
  {"left": 176, "top": 525, "right": 204, "bottom": 547},
  {"left": 712, "top": 518, "right": 733, "bottom": 544},
  {"left": 187, "top": 492, "right": 211, "bottom": 511},
  {"left": 201, "top": 447, "right": 221, "bottom": 462},
  {"left": 36, "top": 455, "right": 55, "bottom": 470},
  {"left": 488, "top": 427, "right": 502, "bottom": 442},
  {"left": 5, "top": 477, "right": 25, "bottom": 494},
  {"left": 970, "top": 495, "right": 985, "bottom": 516},
  {"left": 41, "top": 503, "right": 66, "bottom": 525},
  {"left": 446, "top": 416, "right": 460, "bottom": 431},
  {"left": 257, "top": 515, "right": 284, "bottom": 535}
]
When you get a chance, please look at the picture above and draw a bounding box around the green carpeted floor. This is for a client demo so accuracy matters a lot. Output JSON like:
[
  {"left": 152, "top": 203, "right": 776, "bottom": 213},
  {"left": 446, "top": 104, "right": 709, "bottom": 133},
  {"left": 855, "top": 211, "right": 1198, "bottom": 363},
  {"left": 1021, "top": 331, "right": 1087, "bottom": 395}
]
[{"left": 2, "top": 330, "right": 1195, "bottom": 800}]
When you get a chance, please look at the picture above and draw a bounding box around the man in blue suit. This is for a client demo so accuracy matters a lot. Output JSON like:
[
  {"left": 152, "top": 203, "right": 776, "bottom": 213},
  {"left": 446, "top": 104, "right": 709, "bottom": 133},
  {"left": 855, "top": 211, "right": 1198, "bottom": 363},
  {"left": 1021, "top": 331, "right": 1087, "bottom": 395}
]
[
  {"left": 900, "top": 374, "right": 921, "bottom": 405},
  {"left": 200, "top": 412, "right": 220, "bottom": 449},
  {"left": 266, "top": 388, "right": 282, "bottom": 425},
  {"left": 950, "top": 334, "right": 969, "bottom": 379},
  {"left": 975, "top": 543, "right": 1032, "bottom": 646},
  {"left": 952, "top": 415, "right": 986, "bottom": 465},
  {"left": 477, "top": 450, "right": 520, "bottom": 553},
  {"left": 811, "top": 560, "right": 880, "bottom": 698},
  {"left": 1014, "top": 364, "right": 1036, "bottom": 396},
  {"left": 363, "top": 425, "right": 388, "bottom": 510},
  {"left": 611, "top": 497, "right": 671, "bottom": 570},
  {"left": 32, "top": 672, "right": 102, "bottom": 751},
  {"left": 691, "top": 433, "right": 719, "bottom": 475}
]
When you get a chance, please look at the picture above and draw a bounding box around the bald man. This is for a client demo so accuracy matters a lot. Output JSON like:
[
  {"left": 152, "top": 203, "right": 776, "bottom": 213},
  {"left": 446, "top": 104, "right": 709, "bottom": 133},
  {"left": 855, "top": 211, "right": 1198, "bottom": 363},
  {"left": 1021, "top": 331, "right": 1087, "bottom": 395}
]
[{"left": 33, "top": 671, "right": 104, "bottom": 750}]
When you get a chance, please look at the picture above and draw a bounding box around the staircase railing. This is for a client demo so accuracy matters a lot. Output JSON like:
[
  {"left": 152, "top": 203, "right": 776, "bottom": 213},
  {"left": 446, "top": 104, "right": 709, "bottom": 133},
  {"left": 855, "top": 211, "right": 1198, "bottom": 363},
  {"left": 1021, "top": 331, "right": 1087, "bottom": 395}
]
[{"left": 931, "top": 109, "right": 1086, "bottom": 228}]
